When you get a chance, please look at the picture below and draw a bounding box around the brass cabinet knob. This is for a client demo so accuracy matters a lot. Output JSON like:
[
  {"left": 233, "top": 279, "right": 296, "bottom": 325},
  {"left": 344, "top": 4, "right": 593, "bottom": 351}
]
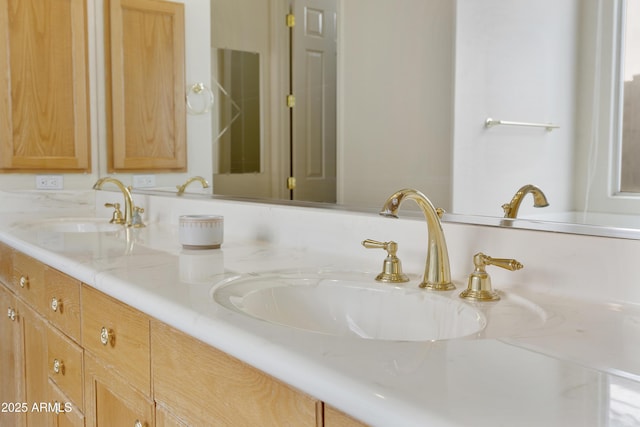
[
  {"left": 51, "top": 297, "right": 61, "bottom": 312},
  {"left": 7, "top": 308, "right": 16, "bottom": 321},
  {"left": 19, "top": 275, "right": 28, "bottom": 288},
  {"left": 100, "top": 327, "right": 114, "bottom": 346},
  {"left": 52, "top": 358, "right": 64, "bottom": 375}
]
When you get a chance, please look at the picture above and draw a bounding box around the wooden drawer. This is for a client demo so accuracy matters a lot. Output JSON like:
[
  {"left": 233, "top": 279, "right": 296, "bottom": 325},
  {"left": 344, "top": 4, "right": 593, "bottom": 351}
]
[
  {"left": 47, "top": 324, "right": 84, "bottom": 411},
  {"left": 12, "top": 252, "right": 45, "bottom": 311},
  {"left": 44, "top": 267, "right": 81, "bottom": 343},
  {"left": 152, "top": 320, "right": 318, "bottom": 426},
  {"left": 81, "top": 285, "right": 150, "bottom": 396}
]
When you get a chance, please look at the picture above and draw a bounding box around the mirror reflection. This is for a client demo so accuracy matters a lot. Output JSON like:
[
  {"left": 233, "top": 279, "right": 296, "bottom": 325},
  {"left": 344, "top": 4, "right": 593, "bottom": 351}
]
[
  {"left": 214, "top": 49, "right": 261, "bottom": 175},
  {"left": 129, "top": 0, "right": 640, "bottom": 237},
  {"left": 210, "top": 0, "right": 337, "bottom": 203}
]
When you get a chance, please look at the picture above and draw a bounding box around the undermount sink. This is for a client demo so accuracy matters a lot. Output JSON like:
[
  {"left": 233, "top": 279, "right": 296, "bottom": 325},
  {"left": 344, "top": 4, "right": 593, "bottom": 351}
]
[
  {"left": 212, "top": 270, "right": 488, "bottom": 341},
  {"left": 13, "top": 217, "right": 122, "bottom": 233}
]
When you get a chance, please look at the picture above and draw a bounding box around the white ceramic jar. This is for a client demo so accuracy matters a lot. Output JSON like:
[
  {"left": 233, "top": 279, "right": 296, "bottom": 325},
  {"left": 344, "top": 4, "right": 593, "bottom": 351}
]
[{"left": 178, "top": 215, "right": 223, "bottom": 249}]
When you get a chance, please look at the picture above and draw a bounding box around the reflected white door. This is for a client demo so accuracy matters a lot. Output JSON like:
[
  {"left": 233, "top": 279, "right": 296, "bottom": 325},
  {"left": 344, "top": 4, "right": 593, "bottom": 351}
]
[{"left": 291, "top": 0, "right": 337, "bottom": 202}]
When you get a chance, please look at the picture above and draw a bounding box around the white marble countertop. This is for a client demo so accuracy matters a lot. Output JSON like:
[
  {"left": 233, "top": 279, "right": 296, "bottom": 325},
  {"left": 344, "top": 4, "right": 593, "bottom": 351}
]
[{"left": 2, "top": 193, "right": 640, "bottom": 426}]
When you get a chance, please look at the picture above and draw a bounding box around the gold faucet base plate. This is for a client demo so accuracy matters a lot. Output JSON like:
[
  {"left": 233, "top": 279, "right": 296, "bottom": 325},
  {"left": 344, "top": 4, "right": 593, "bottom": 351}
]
[
  {"left": 375, "top": 272, "right": 410, "bottom": 284},
  {"left": 419, "top": 281, "right": 456, "bottom": 291},
  {"left": 459, "top": 289, "right": 500, "bottom": 301}
]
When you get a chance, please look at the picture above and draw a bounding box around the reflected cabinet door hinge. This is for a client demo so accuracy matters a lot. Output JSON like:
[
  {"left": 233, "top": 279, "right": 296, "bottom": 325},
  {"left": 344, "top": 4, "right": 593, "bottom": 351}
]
[
  {"left": 287, "top": 176, "right": 296, "bottom": 190},
  {"left": 286, "top": 94, "right": 296, "bottom": 108},
  {"left": 286, "top": 13, "right": 295, "bottom": 28}
]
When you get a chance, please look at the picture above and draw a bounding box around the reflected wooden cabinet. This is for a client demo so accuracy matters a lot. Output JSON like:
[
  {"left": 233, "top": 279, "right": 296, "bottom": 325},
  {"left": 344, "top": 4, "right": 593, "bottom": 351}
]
[
  {"left": 0, "top": 0, "right": 90, "bottom": 172},
  {"left": 105, "top": 0, "right": 186, "bottom": 172}
]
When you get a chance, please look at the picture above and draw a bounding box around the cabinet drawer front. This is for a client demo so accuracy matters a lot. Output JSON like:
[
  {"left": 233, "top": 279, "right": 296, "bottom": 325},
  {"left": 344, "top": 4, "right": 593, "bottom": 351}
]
[
  {"left": 47, "top": 324, "right": 84, "bottom": 411},
  {"left": 12, "top": 252, "right": 45, "bottom": 310},
  {"left": 44, "top": 267, "right": 81, "bottom": 343},
  {"left": 81, "top": 285, "right": 150, "bottom": 396},
  {"left": 152, "top": 320, "right": 318, "bottom": 426}
]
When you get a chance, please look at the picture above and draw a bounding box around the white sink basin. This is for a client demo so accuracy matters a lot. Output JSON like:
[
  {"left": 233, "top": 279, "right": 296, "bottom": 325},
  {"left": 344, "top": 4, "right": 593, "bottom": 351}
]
[
  {"left": 13, "top": 217, "right": 122, "bottom": 233},
  {"left": 212, "top": 271, "right": 487, "bottom": 341}
]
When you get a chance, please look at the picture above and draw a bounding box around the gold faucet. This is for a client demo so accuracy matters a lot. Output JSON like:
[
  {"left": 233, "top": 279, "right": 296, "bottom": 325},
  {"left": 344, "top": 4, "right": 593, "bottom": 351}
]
[
  {"left": 502, "top": 184, "right": 549, "bottom": 218},
  {"left": 176, "top": 176, "right": 210, "bottom": 195},
  {"left": 379, "top": 188, "right": 454, "bottom": 290},
  {"left": 93, "top": 177, "right": 144, "bottom": 227}
]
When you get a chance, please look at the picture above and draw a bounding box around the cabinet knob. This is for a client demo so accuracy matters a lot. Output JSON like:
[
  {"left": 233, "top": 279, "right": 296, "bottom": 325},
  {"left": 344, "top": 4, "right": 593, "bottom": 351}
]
[
  {"left": 52, "top": 358, "right": 64, "bottom": 375},
  {"left": 50, "top": 297, "right": 61, "bottom": 312},
  {"left": 134, "top": 420, "right": 144, "bottom": 427},
  {"left": 19, "top": 275, "right": 29, "bottom": 288},
  {"left": 7, "top": 308, "right": 16, "bottom": 321},
  {"left": 100, "top": 327, "right": 114, "bottom": 346}
]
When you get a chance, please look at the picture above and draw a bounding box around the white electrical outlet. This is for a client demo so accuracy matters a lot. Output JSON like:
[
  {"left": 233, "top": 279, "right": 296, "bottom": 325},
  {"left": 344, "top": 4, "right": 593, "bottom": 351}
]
[
  {"left": 35, "top": 175, "right": 63, "bottom": 190},
  {"left": 132, "top": 175, "right": 156, "bottom": 188}
]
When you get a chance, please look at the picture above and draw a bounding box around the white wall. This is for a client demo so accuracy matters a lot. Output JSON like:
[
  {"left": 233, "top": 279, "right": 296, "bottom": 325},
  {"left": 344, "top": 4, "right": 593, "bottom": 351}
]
[
  {"left": 338, "top": 0, "right": 455, "bottom": 210},
  {"left": 452, "top": 0, "right": 579, "bottom": 218},
  {"left": 574, "top": 0, "right": 640, "bottom": 216}
]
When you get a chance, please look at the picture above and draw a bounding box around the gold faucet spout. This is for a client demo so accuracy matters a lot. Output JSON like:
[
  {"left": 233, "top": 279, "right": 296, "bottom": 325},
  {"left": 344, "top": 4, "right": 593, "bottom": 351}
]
[
  {"left": 380, "top": 188, "right": 454, "bottom": 291},
  {"left": 176, "top": 176, "right": 210, "bottom": 195},
  {"left": 502, "top": 184, "right": 549, "bottom": 218},
  {"left": 93, "top": 177, "right": 135, "bottom": 226}
]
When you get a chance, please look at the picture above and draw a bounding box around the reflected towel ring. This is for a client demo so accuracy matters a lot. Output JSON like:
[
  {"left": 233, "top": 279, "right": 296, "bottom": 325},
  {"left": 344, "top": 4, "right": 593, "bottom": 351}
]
[{"left": 186, "top": 82, "right": 214, "bottom": 115}]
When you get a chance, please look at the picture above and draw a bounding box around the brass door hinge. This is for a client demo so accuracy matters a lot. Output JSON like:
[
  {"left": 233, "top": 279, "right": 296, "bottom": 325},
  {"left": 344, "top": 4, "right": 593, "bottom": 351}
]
[
  {"left": 286, "top": 94, "right": 295, "bottom": 108},
  {"left": 287, "top": 176, "right": 296, "bottom": 190},
  {"left": 286, "top": 13, "right": 295, "bottom": 27}
]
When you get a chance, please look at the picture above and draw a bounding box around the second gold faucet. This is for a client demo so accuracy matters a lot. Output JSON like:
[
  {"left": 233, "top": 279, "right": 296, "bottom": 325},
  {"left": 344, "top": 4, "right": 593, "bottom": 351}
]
[{"left": 93, "top": 177, "right": 145, "bottom": 228}]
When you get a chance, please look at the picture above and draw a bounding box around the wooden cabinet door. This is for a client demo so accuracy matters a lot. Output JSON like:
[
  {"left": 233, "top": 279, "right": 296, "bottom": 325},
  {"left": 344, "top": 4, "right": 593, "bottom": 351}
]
[
  {"left": 105, "top": 0, "right": 186, "bottom": 172},
  {"left": 19, "top": 301, "right": 50, "bottom": 427},
  {"left": 0, "top": 285, "right": 25, "bottom": 427},
  {"left": 84, "top": 353, "right": 154, "bottom": 427},
  {"left": 0, "top": 0, "right": 90, "bottom": 171}
]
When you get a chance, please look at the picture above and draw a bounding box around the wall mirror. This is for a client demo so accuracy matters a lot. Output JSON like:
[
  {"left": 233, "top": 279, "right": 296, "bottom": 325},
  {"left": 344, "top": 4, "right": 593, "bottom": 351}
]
[{"left": 115, "top": 0, "right": 640, "bottom": 239}]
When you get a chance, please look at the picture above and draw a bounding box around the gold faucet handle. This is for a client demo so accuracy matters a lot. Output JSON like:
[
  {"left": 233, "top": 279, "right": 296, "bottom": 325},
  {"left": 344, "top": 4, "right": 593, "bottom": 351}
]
[
  {"left": 105, "top": 203, "right": 125, "bottom": 225},
  {"left": 130, "top": 206, "right": 146, "bottom": 228},
  {"left": 361, "top": 239, "right": 409, "bottom": 284},
  {"left": 362, "top": 239, "right": 397, "bottom": 254},
  {"left": 477, "top": 253, "right": 523, "bottom": 271},
  {"left": 501, "top": 203, "right": 513, "bottom": 217},
  {"left": 460, "top": 252, "right": 523, "bottom": 302}
]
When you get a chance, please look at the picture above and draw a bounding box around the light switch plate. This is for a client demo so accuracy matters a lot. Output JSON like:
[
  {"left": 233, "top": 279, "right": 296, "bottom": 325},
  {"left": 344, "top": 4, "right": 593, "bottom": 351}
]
[{"left": 132, "top": 175, "right": 156, "bottom": 188}]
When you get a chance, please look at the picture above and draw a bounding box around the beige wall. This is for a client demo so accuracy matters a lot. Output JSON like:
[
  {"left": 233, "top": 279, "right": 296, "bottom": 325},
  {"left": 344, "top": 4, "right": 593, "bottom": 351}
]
[{"left": 338, "top": 0, "right": 455, "bottom": 210}]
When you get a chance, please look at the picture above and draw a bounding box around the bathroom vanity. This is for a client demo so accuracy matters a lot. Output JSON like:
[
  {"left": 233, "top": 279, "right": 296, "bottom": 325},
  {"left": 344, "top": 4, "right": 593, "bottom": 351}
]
[{"left": 1, "top": 190, "right": 640, "bottom": 427}]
